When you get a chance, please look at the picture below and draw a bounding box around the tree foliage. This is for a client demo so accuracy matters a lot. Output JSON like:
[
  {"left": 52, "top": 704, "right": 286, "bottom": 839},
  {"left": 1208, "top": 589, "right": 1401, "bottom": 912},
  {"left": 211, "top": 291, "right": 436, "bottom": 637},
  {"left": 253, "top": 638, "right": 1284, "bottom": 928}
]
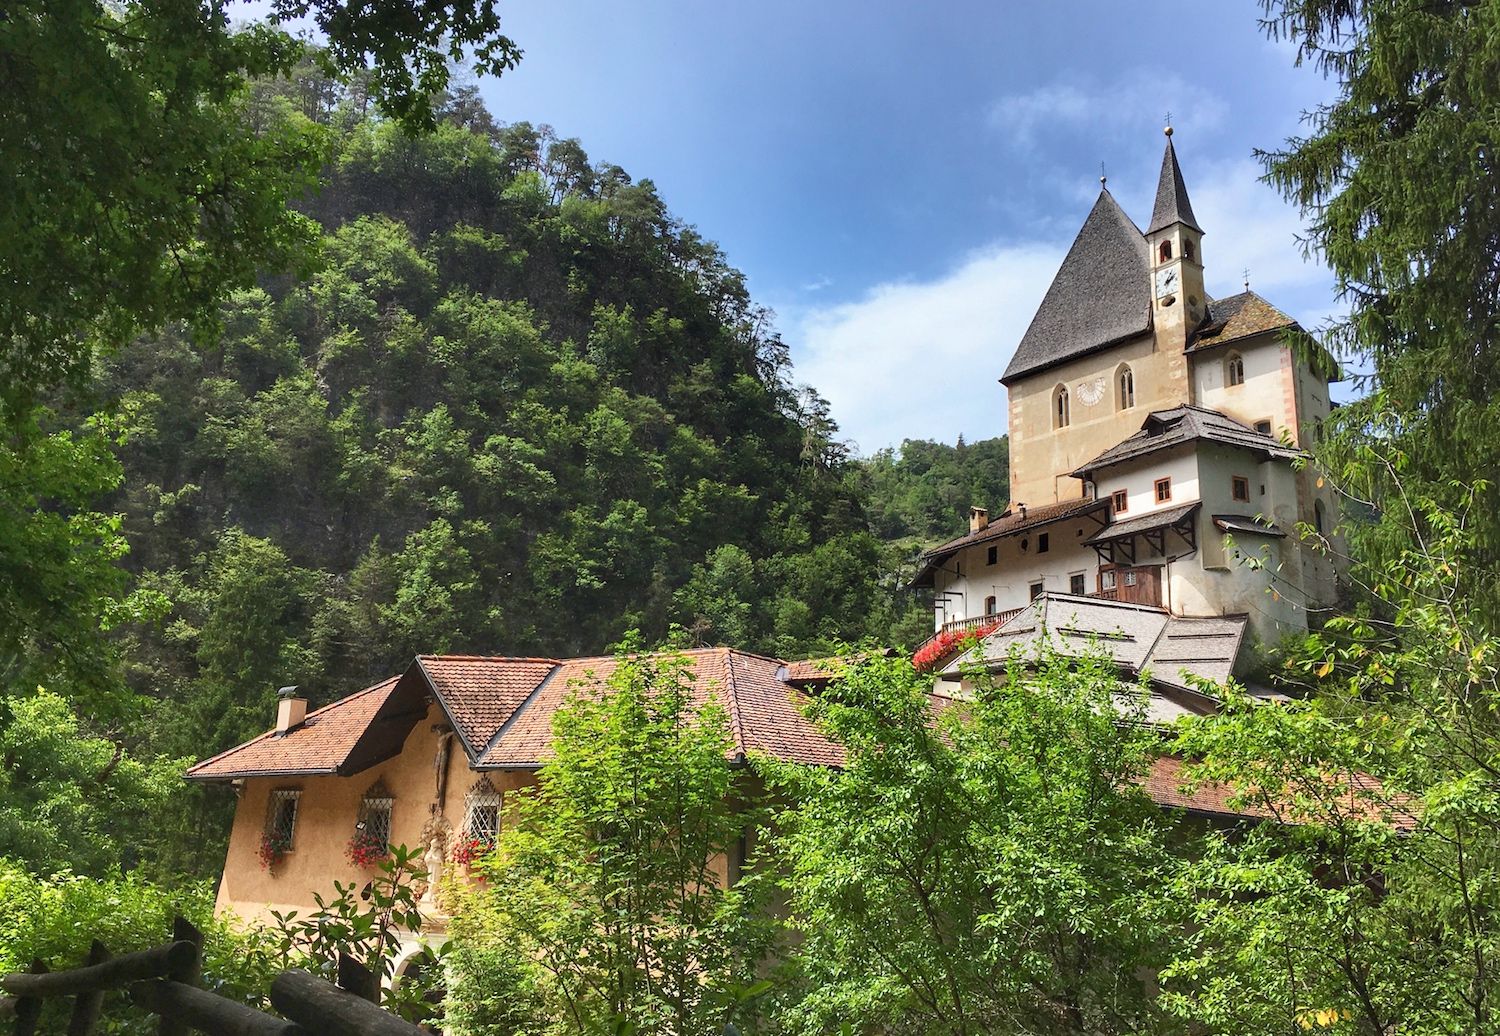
[
  {"left": 448, "top": 642, "right": 773, "bottom": 1036},
  {"left": 765, "top": 648, "right": 1185, "bottom": 1036}
]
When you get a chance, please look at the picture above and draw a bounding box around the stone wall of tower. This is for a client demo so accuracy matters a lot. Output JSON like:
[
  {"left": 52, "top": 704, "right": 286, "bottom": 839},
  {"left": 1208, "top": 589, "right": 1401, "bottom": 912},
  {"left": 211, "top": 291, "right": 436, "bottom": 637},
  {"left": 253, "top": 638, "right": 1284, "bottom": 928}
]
[{"left": 1006, "top": 326, "right": 1192, "bottom": 507}]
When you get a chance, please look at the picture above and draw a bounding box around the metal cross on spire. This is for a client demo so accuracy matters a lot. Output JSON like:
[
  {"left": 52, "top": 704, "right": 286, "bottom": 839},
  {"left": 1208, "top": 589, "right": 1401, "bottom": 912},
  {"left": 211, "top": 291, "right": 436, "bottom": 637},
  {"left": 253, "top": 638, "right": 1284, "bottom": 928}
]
[{"left": 1099, "top": 161, "right": 1107, "bottom": 187}]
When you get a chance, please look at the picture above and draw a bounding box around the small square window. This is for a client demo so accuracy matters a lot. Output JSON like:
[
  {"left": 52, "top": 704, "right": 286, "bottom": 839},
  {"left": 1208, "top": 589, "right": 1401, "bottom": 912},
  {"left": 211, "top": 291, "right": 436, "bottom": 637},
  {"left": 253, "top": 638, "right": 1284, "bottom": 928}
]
[
  {"left": 1232, "top": 476, "right": 1250, "bottom": 502},
  {"left": 1111, "top": 489, "right": 1128, "bottom": 514},
  {"left": 1029, "top": 581, "right": 1044, "bottom": 601},
  {"left": 1069, "top": 572, "right": 1086, "bottom": 595},
  {"left": 1254, "top": 419, "right": 1273, "bottom": 436},
  {"left": 1155, "top": 478, "right": 1172, "bottom": 503},
  {"left": 986, "top": 545, "right": 997, "bottom": 566},
  {"left": 1037, "top": 533, "right": 1049, "bottom": 554}
]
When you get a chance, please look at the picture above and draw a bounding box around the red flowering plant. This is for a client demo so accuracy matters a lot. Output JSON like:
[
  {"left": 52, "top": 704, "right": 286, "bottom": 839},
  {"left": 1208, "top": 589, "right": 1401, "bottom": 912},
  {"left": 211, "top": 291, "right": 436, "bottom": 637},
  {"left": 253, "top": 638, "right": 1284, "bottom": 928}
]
[
  {"left": 258, "top": 832, "right": 292, "bottom": 871},
  {"left": 911, "top": 622, "right": 999, "bottom": 672},
  {"left": 346, "top": 829, "right": 390, "bottom": 868},
  {"left": 451, "top": 834, "right": 494, "bottom": 867}
]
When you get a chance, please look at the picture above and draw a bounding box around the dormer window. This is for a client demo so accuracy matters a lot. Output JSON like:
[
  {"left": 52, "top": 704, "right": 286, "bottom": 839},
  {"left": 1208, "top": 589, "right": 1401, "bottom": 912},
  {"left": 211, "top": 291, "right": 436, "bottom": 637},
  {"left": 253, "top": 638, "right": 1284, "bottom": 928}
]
[
  {"left": 1226, "top": 353, "right": 1246, "bottom": 387},
  {"left": 1053, "top": 385, "right": 1070, "bottom": 428},
  {"left": 1159, "top": 240, "right": 1173, "bottom": 262}
]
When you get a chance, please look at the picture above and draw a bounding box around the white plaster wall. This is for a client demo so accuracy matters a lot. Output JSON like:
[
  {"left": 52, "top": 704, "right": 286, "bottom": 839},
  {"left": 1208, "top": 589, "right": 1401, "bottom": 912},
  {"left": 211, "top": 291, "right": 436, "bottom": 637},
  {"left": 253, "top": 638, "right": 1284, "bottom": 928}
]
[
  {"left": 1092, "top": 448, "right": 1200, "bottom": 518},
  {"left": 1191, "top": 334, "right": 1291, "bottom": 438},
  {"left": 932, "top": 515, "right": 1103, "bottom": 628}
]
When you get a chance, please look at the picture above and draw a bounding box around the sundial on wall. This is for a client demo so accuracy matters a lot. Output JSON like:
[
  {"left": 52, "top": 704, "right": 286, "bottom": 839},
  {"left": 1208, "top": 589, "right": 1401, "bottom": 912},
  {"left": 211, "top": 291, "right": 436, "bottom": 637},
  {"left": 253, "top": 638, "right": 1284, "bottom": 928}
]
[{"left": 1076, "top": 376, "right": 1108, "bottom": 407}]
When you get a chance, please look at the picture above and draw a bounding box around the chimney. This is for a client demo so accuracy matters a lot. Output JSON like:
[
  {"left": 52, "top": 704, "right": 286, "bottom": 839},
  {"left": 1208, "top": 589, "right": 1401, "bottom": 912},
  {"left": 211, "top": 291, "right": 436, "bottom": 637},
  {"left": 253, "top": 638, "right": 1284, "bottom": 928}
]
[
  {"left": 969, "top": 506, "right": 989, "bottom": 533},
  {"left": 275, "top": 685, "right": 307, "bottom": 735},
  {"left": 1017, "top": 502, "right": 1028, "bottom": 519}
]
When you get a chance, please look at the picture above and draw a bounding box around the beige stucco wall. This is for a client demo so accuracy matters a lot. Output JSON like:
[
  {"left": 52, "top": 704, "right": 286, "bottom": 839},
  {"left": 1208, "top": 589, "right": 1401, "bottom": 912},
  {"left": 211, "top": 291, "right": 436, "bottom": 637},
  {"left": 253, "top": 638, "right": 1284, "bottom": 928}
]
[
  {"left": 214, "top": 701, "right": 537, "bottom": 929},
  {"left": 932, "top": 513, "right": 1105, "bottom": 626}
]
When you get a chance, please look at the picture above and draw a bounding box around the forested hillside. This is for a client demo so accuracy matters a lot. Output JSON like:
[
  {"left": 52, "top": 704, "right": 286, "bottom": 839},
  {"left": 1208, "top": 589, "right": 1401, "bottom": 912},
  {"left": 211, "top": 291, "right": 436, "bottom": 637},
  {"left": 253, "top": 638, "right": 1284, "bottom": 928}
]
[{"left": 91, "top": 73, "right": 1008, "bottom": 826}]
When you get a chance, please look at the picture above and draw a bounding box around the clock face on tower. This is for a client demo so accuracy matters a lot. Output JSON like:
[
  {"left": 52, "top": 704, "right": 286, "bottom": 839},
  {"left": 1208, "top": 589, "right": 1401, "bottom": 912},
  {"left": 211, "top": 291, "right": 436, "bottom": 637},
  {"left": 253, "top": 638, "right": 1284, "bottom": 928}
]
[{"left": 1154, "top": 266, "right": 1179, "bottom": 299}]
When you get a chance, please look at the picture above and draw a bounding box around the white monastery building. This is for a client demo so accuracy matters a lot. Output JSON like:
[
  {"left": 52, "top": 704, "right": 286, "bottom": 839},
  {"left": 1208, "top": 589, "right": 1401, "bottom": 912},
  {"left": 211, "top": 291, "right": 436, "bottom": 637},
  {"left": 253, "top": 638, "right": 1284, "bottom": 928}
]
[{"left": 915, "top": 130, "right": 1343, "bottom": 661}]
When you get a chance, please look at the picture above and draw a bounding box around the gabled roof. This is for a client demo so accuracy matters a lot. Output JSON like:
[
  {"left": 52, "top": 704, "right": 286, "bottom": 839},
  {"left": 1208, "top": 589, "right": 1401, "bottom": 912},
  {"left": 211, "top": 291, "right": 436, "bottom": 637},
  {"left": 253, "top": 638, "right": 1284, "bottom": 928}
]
[
  {"left": 478, "top": 647, "right": 848, "bottom": 770},
  {"left": 1070, "top": 404, "right": 1301, "bottom": 477},
  {"left": 1000, "top": 190, "right": 1152, "bottom": 385},
  {"left": 1147, "top": 134, "right": 1201, "bottom": 234},
  {"left": 186, "top": 677, "right": 424, "bottom": 782},
  {"left": 912, "top": 497, "right": 1110, "bottom": 588},
  {"left": 1188, "top": 291, "right": 1296, "bottom": 351},
  {"left": 416, "top": 655, "right": 560, "bottom": 758}
]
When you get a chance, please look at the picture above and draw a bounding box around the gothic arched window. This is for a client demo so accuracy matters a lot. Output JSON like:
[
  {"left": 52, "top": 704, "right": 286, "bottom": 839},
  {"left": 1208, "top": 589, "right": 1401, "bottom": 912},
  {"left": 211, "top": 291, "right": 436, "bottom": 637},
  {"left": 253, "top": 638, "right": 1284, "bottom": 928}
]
[
  {"left": 1226, "top": 353, "right": 1246, "bottom": 387},
  {"left": 1053, "top": 385, "right": 1070, "bottom": 429},
  {"left": 1159, "top": 240, "right": 1173, "bottom": 262},
  {"left": 1117, "top": 365, "right": 1135, "bottom": 410}
]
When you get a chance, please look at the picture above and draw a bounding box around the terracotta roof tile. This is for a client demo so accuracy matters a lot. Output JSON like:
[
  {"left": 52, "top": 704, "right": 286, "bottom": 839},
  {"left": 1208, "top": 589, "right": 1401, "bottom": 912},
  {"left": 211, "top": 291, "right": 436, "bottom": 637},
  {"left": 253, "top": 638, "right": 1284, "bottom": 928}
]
[
  {"left": 417, "top": 656, "right": 559, "bottom": 755},
  {"left": 185, "top": 677, "right": 402, "bottom": 781},
  {"left": 1188, "top": 291, "right": 1296, "bottom": 350}
]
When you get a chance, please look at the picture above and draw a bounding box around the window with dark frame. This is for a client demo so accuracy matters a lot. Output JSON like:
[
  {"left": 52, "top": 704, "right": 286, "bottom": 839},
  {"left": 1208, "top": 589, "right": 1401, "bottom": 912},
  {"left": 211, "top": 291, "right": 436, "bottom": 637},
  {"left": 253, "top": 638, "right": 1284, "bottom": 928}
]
[
  {"left": 1232, "top": 476, "right": 1250, "bottom": 502},
  {"left": 1111, "top": 489, "right": 1128, "bottom": 513},
  {"left": 1154, "top": 477, "right": 1172, "bottom": 503},
  {"left": 1037, "top": 532, "right": 1049, "bottom": 553},
  {"left": 1028, "top": 581, "right": 1044, "bottom": 600},
  {"left": 986, "top": 545, "right": 997, "bottom": 565},
  {"left": 355, "top": 781, "right": 394, "bottom": 847},
  {"left": 984, "top": 595, "right": 997, "bottom": 616},
  {"left": 266, "top": 789, "right": 300, "bottom": 850},
  {"left": 1069, "top": 572, "right": 1086, "bottom": 595},
  {"left": 1254, "top": 419, "right": 1273, "bottom": 435}
]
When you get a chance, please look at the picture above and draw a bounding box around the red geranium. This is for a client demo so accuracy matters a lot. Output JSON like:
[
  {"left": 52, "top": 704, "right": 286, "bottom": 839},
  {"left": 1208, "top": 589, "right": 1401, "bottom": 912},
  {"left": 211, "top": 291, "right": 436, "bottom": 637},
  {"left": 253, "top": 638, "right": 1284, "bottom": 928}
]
[
  {"left": 912, "top": 623, "right": 999, "bottom": 672},
  {"left": 452, "top": 835, "right": 493, "bottom": 866},
  {"left": 346, "top": 830, "right": 389, "bottom": 868},
  {"left": 258, "top": 833, "right": 291, "bottom": 871}
]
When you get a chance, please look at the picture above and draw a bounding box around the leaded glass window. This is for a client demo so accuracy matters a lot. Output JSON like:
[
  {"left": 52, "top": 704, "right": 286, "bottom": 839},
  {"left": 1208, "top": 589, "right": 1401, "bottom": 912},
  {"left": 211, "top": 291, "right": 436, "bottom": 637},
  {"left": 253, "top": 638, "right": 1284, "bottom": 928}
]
[
  {"left": 266, "top": 789, "right": 300, "bottom": 850},
  {"left": 463, "top": 776, "right": 501, "bottom": 844}
]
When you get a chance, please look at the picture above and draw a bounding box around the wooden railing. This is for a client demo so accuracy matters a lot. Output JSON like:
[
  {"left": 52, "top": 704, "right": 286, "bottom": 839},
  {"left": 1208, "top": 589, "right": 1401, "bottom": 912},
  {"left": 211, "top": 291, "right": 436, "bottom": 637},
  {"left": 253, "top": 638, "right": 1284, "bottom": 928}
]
[
  {"left": 0, "top": 916, "right": 423, "bottom": 1036},
  {"left": 938, "top": 609, "right": 1023, "bottom": 636}
]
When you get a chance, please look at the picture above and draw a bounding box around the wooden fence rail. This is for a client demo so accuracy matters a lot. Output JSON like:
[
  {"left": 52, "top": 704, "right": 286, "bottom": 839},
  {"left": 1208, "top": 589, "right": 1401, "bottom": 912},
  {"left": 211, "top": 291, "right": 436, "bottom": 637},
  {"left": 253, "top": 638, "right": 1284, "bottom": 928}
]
[{"left": 0, "top": 917, "right": 424, "bottom": 1036}]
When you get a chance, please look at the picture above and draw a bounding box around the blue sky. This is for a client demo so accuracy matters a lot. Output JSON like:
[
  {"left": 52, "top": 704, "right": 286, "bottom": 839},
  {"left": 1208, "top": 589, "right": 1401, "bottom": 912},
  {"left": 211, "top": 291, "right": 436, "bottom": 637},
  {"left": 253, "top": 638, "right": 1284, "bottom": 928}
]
[
  {"left": 471, "top": 1, "right": 1345, "bottom": 455},
  {"left": 342, "top": 2, "right": 1346, "bottom": 454}
]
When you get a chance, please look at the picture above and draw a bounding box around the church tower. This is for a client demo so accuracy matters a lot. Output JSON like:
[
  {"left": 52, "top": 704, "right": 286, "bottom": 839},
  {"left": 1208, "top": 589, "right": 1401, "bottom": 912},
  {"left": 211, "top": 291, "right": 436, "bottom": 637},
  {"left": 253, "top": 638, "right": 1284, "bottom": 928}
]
[{"left": 1144, "top": 127, "right": 1205, "bottom": 351}]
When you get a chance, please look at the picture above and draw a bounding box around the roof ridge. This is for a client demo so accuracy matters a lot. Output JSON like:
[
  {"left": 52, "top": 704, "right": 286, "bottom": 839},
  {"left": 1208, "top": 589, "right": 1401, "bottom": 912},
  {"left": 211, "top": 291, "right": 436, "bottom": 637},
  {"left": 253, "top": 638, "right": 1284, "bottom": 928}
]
[
  {"left": 722, "top": 649, "right": 749, "bottom": 762},
  {"left": 480, "top": 661, "right": 566, "bottom": 761},
  {"left": 417, "top": 654, "right": 562, "bottom": 665}
]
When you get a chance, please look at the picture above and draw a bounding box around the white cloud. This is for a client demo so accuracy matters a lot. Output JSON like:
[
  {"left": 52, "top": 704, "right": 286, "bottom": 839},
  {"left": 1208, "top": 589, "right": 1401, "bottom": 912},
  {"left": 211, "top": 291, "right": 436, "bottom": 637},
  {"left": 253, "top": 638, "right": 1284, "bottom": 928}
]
[
  {"left": 989, "top": 72, "right": 1228, "bottom": 147},
  {"left": 787, "top": 243, "right": 1062, "bottom": 455}
]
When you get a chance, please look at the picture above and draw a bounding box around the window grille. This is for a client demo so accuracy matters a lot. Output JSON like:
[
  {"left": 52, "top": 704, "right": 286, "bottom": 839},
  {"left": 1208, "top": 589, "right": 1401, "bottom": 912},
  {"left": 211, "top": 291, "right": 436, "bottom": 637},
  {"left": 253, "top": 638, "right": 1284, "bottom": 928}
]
[
  {"left": 355, "top": 780, "right": 394, "bottom": 846},
  {"left": 463, "top": 776, "right": 501, "bottom": 844},
  {"left": 266, "top": 789, "right": 300, "bottom": 849}
]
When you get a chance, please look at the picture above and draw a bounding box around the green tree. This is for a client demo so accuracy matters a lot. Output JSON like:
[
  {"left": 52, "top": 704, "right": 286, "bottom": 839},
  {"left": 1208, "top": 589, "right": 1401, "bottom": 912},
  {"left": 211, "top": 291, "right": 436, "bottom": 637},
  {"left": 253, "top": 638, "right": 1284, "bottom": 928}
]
[
  {"left": 1163, "top": 487, "right": 1500, "bottom": 1036},
  {"left": 766, "top": 647, "right": 1184, "bottom": 1036},
  {"left": 1258, "top": 0, "right": 1500, "bottom": 619},
  {"left": 449, "top": 641, "right": 773, "bottom": 1036}
]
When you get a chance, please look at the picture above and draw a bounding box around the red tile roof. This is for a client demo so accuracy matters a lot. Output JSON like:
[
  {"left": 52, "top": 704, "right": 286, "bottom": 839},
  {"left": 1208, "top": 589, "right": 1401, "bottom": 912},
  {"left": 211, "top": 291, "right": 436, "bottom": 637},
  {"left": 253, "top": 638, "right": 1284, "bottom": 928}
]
[
  {"left": 185, "top": 678, "right": 403, "bottom": 781},
  {"left": 416, "top": 656, "right": 559, "bottom": 755},
  {"left": 477, "top": 648, "right": 847, "bottom": 769}
]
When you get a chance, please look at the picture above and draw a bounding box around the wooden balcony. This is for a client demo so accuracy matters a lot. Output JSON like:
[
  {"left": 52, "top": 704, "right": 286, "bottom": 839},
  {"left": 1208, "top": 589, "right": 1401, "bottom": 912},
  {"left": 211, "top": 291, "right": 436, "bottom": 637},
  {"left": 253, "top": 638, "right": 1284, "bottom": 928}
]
[
  {"left": 918, "top": 577, "right": 1164, "bottom": 660},
  {"left": 937, "top": 609, "right": 1023, "bottom": 636}
]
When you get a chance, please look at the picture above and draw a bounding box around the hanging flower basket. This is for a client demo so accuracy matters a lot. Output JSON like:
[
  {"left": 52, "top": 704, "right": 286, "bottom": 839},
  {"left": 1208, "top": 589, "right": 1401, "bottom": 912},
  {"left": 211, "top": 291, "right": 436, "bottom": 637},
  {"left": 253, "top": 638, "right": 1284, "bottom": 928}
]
[
  {"left": 346, "top": 830, "right": 390, "bottom": 868},
  {"left": 258, "top": 833, "right": 292, "bottom": 872}
]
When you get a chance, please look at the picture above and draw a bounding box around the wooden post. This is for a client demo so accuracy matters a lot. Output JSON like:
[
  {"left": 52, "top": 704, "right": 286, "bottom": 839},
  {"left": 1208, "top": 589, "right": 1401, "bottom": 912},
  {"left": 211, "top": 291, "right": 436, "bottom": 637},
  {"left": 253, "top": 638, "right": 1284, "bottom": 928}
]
[
  {"left": 13, "top": 960, "right": 46, "bottom": 1036},
  {"left": 2, "top": 941, "right": 195, "bottom": 998},
  {"left": 157, "top": 917, "right": 202, "bottom": 1036},
  {"left": 66, "top": 941, "right": 110, "bottom": 1036},
  {"left": 270, "top": 969, "right": 425, "bottom": 1036},
  {"left": 335, "top": 953, "right": 379, "bottom": 1005}
]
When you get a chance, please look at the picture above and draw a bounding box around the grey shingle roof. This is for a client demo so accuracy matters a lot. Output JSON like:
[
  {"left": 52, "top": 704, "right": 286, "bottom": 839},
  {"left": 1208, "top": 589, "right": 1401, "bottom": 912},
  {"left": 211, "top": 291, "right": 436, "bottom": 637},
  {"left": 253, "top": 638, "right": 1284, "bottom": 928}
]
[
  {"left": 941, "top": 592, "right": 1248, "bottom": 697},
  {"left": 1084, "top": 502, "right": 1200, "bottom": 545},
  {"left": 1147, "top": 135, "right": 1201, "bottom": 234},
  {"left": 1000, "top": 190, "right": 1151, "bottom": 385},
  {"left": 1212, "top": 514, "right": 1286, "bottom": 538},
  {"left": 1070, "top": 404, "right": 1301, "bottom": 477}
]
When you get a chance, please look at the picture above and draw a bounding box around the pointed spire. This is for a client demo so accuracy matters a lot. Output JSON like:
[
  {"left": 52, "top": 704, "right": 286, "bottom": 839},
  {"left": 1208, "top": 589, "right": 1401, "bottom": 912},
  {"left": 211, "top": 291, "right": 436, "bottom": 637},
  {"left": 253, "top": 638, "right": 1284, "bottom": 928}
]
[{"left": 1147, "top": 126, "right": 1201, "bottom": 235}]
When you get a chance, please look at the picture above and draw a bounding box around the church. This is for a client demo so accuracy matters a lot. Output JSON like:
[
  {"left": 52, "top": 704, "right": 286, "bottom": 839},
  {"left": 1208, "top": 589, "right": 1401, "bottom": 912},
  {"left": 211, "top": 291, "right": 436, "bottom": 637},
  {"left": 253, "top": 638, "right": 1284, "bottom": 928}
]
[{"left": 914, "top": 130, "right": 1343, "bottom": 675}]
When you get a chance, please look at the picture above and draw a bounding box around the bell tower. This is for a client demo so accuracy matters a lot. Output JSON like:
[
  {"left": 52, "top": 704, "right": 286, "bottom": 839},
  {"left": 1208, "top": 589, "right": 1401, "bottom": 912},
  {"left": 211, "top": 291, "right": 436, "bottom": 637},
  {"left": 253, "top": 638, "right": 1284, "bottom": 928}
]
[{"left": 1145, "top": 126, "right": 1205, "bottom": 350}]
